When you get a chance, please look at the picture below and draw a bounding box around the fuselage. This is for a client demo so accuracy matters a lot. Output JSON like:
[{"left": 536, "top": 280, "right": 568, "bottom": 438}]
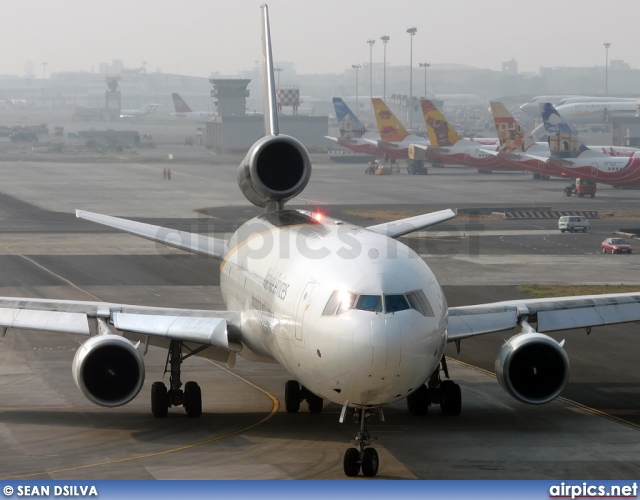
[
  {"left": 549, "top": 152, "right": 640, "bottom": 185},
  {"left": 554, "top": 101, "right": 640, "bottom": 123},
  {"left": 219, "top": 209, "right": 447, "bottom": 407},
  {"left": 427, "top": 140, "right": 520, "bottom": 171}
]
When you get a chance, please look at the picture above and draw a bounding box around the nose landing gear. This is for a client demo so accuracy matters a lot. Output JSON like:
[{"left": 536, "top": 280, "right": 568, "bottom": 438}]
[{"left": 343, "top": 407, "right": 379, "bottom": 477}]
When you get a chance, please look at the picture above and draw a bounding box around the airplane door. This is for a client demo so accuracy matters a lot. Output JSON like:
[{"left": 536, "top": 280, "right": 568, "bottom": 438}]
[
  {"left": 591, "top": 163, "right": 598, "bottom": 178},
  {"left": 464, "top": 150, "right": 470, "bottom": 162},
  {"left": 295, "top": 282, "right": 315, "bottom": 342}
]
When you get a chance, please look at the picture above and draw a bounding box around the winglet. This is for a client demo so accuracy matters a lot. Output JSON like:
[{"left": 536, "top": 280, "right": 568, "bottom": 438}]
[{"left": 261, "top": 4, "right": 279, "bottom": 136}]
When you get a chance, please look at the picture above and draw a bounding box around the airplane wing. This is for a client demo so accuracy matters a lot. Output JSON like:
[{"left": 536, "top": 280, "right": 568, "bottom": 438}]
[
  {"left": 367, "top": 209, "right": 456, "bottom": 238},
  {"left": 76, "top": 210, "right": 228, "bottom": 259},
  {"left": 0, "top": 297, "right": 242, "bottom": 354},
  {"left": 447, "top": 292, "right": 640, "bottom": 342}
]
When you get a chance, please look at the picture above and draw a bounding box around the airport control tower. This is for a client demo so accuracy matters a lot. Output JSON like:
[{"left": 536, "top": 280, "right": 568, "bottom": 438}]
[{"left": 209, "top": 79, "right": 250, "bottom": 116}]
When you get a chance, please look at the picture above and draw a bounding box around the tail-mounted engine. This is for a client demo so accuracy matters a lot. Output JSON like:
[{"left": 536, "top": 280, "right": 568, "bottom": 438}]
[
  {"left": 238, "top": 134, "right": 312, "bottom": 211},
  {"left": 495, "top": 325, "right": 569, "bottom": 405},
  {"left": 72, "top": 333, "right": 145, "bottom": 407}
]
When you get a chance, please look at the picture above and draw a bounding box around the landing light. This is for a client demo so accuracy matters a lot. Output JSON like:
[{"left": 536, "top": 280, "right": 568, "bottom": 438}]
[{"left": 313, "top": 212, "right": 324, "bottom": 222}]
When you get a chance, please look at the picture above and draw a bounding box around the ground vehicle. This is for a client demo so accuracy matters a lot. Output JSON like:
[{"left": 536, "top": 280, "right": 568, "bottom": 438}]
[
  {"left": 407, "top": 159, "right": 429, "bottom": 175},
  {"left": 564, "top": 178, "right": 596, "bottom": 197},
  {"left": 365, "top": 161, "right": 392, "bottom": 175},
  {"left": 558, "top": 216, "right": 590, "bottom": 233},
  {"left": 602, "top": 237, "right": 632, "bottom": 254}
]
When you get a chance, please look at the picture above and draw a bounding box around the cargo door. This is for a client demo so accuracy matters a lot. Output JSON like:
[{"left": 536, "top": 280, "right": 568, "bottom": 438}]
[{"left": 295, "top": 282, "right": 315, "bottom": 343}]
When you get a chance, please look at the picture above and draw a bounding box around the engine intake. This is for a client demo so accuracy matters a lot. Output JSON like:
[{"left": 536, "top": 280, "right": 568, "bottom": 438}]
[
  {"left": 72, "top": 334, "right": 145, "bottom": 407},
  {"left": 238, "top": 134, "right": 312, "bottom": 208},
  {"left": 495, "top": 331, "right": 569, "bottom": 405}
]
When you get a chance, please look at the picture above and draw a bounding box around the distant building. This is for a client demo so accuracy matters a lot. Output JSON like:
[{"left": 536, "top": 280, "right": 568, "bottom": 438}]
[{"left": 502, "top": 58, "right": 518, "bottom": 76}]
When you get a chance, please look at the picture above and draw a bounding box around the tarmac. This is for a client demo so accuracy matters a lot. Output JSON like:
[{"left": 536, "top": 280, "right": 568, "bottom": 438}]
[{"left": 1, "top": 135, "right": 640, "bottom": 479}]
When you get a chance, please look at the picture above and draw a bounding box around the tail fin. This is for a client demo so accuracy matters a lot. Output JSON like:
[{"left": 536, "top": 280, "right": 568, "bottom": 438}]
[
  {"left": 261, "top": 4, "right": 279, "bottom": 136},
  {"left": 540, "top": 103, "right": 588, "bottom": 157},
  {"left": 172, "top": 93, "right": 193, "bottom": 113},
  {"left": 490, "top": 101, "right": 535, "bottom": 152},
  {"left": 420, "top": 100, "right": 461, "bottom": 147},
  {"left": 333, "top": 97, "right": 366, "bottom": 139},
  {"left": 371, "top": 98, "right": 410, "bottom": 142}
]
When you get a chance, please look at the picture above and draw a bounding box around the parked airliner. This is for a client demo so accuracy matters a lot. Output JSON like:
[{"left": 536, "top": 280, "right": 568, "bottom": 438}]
[
  {"left": 324, "top": 97, "right": 381, "bottom": 156},
  {"left": 170, "top": 93, "right": 215, "bottom": 120},
  {"left": 1, "top": 5, "right": 640, "bottom": 478}
]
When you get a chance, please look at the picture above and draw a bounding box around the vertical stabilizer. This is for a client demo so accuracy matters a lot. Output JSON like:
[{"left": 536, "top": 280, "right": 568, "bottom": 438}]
[
  {"left": 261, "top": 4, "right": 279, "bottom": 136},
  {"left": 490, "top": 101, "right": 535, "bottom": 152},
  {"left": 171, "top": 93, "right": 192, "bottom": 113},
  {"left": 333, "top": 97, "right": 366, "bottom": 139},
  {"left": 540, "top": 103, "right": 587, "bottom": 157},
  {"left": 420, "top": 100, "right": 461, "bottom": 147},
  {"left": 371, "top": 98, "right": 410, "bottom": 142}
]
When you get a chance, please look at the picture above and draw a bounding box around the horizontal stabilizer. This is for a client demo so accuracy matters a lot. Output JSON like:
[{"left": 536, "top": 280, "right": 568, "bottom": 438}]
[
  {"left": 367, "top": 209, "right": 456, "bottom": 238},
  {"left": 76, "top": 210, "right": 227, "bottom": 259}
]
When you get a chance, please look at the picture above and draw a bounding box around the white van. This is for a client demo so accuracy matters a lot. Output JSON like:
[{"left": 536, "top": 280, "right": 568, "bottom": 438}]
[{"left": 558, "top": 216, "right": 590, "bottom": 233}]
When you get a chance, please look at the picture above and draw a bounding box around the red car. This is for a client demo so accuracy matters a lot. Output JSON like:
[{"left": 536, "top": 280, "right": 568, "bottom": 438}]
[{"left": 601, "top": 237, "right": 633, "bottom": 254}]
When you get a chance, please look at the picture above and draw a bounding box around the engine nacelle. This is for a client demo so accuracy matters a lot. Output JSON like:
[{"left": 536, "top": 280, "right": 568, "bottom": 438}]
[
  {"left": 495, "top": 332, "right": 569, "bottom": 405},
  {"left": 72, "top": 334, "right": 145, "bottom": 407},
  {"left": 238, "top": 134, "right": 312, "bottom": 208}
]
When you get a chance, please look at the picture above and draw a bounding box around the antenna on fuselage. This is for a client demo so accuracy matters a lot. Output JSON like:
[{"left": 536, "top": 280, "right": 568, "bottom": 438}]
[{"left": 261, "top": 4, "right": 279, "bottom": 137}]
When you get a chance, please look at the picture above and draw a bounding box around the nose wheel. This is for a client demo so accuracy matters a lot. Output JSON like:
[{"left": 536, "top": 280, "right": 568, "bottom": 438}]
[{"left": 343, "top": 407, "right": 379, "bottom": 477}]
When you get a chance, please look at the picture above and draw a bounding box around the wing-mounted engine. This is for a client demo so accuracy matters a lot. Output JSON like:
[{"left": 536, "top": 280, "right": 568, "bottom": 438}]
[
  {"left": 72, "top": 332, "right": 145, "bottom": 407},
  {"left": 238, "top": 134, "right": 312, "bottom": 211},
  {"left": 495, "top": 324, "right": 569, "bottom": 405}
]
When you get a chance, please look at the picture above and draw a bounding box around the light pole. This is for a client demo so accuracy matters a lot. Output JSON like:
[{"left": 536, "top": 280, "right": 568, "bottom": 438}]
[
  {"left": 406, "top": 27, "right": 417, "bottom": 128},
  {"left": 367, "top": 39, "right": 375, "bottom": 116},
  {"left": 419, "top": 62, "right": 430, "bottom": 99},
  {"left": 381, "top": 35, "right": 390, "bottom": 101},
  {"left": 603, "top": 42, "right": 611, "bottom": 96},
  {"left": 351, "top": 64, "right": 361, "bottom": 114}
]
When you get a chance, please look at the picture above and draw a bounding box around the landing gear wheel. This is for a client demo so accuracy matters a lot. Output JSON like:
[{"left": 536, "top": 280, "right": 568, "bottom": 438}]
[
  {"left": 151, "top": 381, "right": 168, "bottom": 418},
  {"left": 184, "top": 381, "right": 202, "bottom": 417},
  {"left": 440, "top": 380, "right": 462, "bottom": 416},
  {"left": 307, "top": 393, "right": 324, "bottom": 413},
  {"left": 285, "top": 380, "right": 301, "bottom": 413},
  {"left": 361, "top": 448, "right": 379, "bottom": 477},
  {"left": 407, "top": 385, "right": 429, "bottom": 415},
  {"left": 343, "top": 448, "right": 360, "bottom": 477}
]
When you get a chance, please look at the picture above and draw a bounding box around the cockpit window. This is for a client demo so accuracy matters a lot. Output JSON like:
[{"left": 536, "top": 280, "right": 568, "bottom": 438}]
[
  {"left": 384, "top": 294, "right": 410, "bottom": 313},
  {"left": 406, "top": 290, "right": 434, "bottom": 317},
  {"left": 323, "top": 290, "right": 357, "bottom": 316},
  {"left": 355, "top": 295, "right": 383, "bottom": 313}
]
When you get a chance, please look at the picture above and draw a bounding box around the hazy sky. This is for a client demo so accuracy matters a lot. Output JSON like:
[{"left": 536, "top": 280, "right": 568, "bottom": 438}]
[{"left": 2, "top": 1, "right": 638, "bottom": 79}]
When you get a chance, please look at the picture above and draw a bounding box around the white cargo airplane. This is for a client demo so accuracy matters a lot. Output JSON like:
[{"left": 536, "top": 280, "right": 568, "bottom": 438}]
[
  {"left": 2, "top": 5, "right": 640, "bottom": 479},
  {"left": 120, "top": 103, "right": 159, "bottom": 119}
]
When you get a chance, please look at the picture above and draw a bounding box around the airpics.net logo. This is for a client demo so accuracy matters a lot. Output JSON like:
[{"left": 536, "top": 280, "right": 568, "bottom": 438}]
[
  {"left": 3, "top": 485, "right": 98, "bottom": 497},
  {"left": 549, "top": 482, "right": 638, "bottom": 499}
]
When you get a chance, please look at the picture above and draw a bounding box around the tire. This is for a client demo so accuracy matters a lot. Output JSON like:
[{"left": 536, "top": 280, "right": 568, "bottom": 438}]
[
  {"left": 343, "top": 448, "right": 360, "bottom": 477},
  {"left": 307, "top": 393, "right": 323, "bottom": 414},
  {"left": 285, "top": 380, "right": 301, "bottom": 413},
  {"left": 561, "top": 229, "right": 565, "bottom": 233},
  {"left": 440, "top": 380, "right": 462, "bottom": 416},
  {"left": 408, "top": 385, "right": 430, "bottom": 416},
  {"left": 591, "top": 194, "right": 595, "bottom": 198},
  {"left": 151, "top": 381, "right": 169, "bottom": 418},
  {"left": 565, "top": 189, "right": 571, "bottom": 197},
  {"left": 184, "top": 381, "right": 202, "bottom": 417},
  {"left": 361, "top": 448, "right": 379, "bottom": 477}
]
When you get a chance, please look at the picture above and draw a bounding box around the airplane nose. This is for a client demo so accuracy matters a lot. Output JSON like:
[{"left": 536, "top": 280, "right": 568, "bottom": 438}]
[{"left": 353, "top": 316, "right": 402, "bottom": 378}]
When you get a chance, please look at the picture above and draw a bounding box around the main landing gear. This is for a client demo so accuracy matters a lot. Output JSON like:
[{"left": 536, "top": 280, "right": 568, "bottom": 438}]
[
  {"left": 343, "top": 407, "right": 379, "bottom": 477},
  {"left": 284, "top": 380, "right": 324, "bottom": 413},
  {"left": 151, "top": 340, "right": 206, "bottom": 418},
  {"left": 407, "top": 356, "right": 462, "bottom": 416}
]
